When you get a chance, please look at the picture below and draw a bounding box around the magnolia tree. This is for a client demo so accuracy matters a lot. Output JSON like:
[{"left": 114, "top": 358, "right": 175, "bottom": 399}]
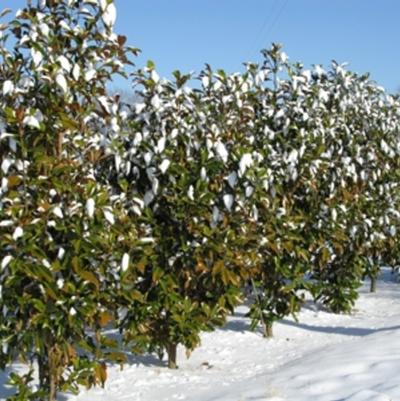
[
  {"left": 104, "top": 62, "right": 262, "bottom": 368},
  {"left": 0, "top": 1, "right": 136, "bottom": 399},
  {"left": 292, "top": 62, "right": 373, "bottom": 312},
  {"left": 357, "top": 90, "right": 400, "bottom": 292},
  {"left": 242, "top": 47, "right": 323, "bottom": 336},
  {"left": 305, "top": 64, "right": 400, "bottom": 309}
]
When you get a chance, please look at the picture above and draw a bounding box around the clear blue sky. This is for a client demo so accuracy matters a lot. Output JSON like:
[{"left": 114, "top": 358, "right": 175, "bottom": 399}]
[{"left": 4, "top": 0, "right": 400, "bottom": 93}]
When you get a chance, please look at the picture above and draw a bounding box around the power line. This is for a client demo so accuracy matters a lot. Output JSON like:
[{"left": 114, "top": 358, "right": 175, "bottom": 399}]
[
  {"left": 260, "top": 0, "right": 289, "bottom": 48},
  {"left": 249, "top": 0, "right": 280, "bottom": 60},
  {"left": 250, "top": 0, "right": 289, "bottom": 61}
]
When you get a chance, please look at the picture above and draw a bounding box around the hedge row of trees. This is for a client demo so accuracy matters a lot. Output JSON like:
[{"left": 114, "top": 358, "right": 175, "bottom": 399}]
[{"left": 0, "top": 1, "right": 400, "bottom": 400}]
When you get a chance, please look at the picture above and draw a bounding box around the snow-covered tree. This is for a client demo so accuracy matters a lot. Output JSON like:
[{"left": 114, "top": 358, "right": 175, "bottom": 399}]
[
  {"left": 108, "top": 62, "right": 260, "bottom": 368},
  {"left": 0, "top": 1, "right": 136, "bottom": 399}
]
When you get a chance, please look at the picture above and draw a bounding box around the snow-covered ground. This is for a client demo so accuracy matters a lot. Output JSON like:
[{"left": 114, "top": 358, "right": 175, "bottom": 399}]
[{"left": 2, "top": 268, "right": 400, "bottom": 401}]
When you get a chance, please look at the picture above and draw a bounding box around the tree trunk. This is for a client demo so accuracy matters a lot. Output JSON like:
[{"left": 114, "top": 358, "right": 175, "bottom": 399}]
[
  {"left": 48, "top": 373, "right": 57, "bottom": 401},
  {"left": 39, "top": 346, "right": 58, "bottom": 401},
  {"left": 37, "top": 355, "right": 57, "bottom": 401},
  {"left": 167, "top": 343, "right": 178, "bottom": 369},
  {"left": 370, "top": 276, "right": 377, "bottom": 293},
  {"left": 38, "top": 354, "right": 46, "bottom": 389},
  {"left": 250, "top": 279, "right": 272, "bottom": 338},
  {"left": 263, "top": 321, "right": 273, "bottom": 338}
]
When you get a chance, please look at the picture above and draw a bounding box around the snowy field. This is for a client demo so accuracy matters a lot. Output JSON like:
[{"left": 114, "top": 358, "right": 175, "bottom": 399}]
[{"left": 2, "top": 268, "right": 400, "bottom": 401}]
